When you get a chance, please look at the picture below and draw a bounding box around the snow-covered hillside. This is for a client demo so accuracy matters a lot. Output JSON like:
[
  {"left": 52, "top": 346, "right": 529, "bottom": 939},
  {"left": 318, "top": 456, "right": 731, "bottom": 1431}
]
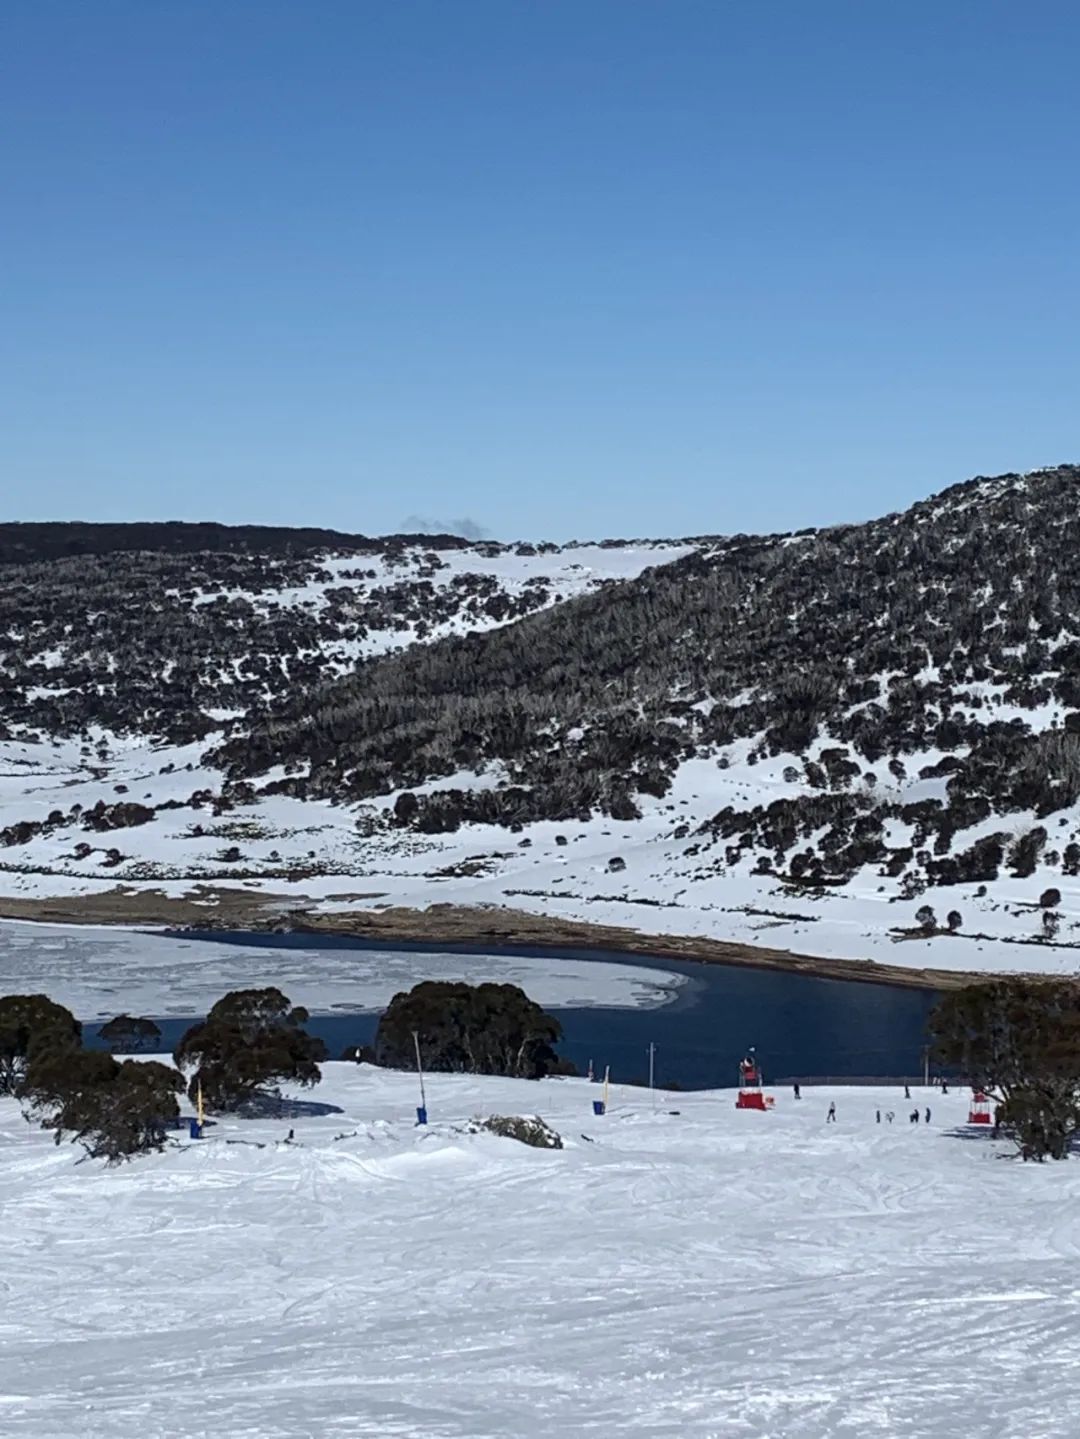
[
  {"left": 0, "top": 727, "right": 1076, "bottom": 980},
  {"left": 3, "top": 1064, "right": 1076, "bottom": 1437},
  {"left": 6, "top": 475, "right": 1080, "bottom": 983},
  {"left": 1, "top": 534, "right": 693, "bottom": 737}
]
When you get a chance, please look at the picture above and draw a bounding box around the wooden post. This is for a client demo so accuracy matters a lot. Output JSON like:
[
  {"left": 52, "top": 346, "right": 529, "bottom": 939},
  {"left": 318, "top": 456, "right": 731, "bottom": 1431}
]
[{"left": 412, "top": 1030, "right": 427, "bottom": 1110}]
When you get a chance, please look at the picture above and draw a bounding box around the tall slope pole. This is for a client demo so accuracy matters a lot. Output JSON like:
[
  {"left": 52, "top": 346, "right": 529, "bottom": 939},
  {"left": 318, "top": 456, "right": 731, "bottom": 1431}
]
[{"left": 413, "top": 1030, "right": 428, "bottom": 1125}]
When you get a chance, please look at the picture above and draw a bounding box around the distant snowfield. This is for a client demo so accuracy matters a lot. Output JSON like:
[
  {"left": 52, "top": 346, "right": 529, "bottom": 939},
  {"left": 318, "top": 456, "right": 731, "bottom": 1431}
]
[
  {"left": 3, "top": 729, "right": 1079, "bottom": 984},
  {"left": 3, "top": 1065, "right": 1079, "bottom": 1438},
  {"left": 0, "top": 921, "right": 683, "bottom": 1021}
]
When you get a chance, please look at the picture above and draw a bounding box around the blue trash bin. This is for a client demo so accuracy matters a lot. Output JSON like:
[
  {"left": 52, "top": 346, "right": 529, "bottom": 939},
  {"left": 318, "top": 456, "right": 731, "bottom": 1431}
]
[
  {"left": 416, "top": 1106, "right": 428, "bottom": 1126},
  {"left": 592, "top": 1100, "right": 606, "bottom": 1116},
  {"left": 189, "top": 1118, "right": 202, "bottom": 1139}
]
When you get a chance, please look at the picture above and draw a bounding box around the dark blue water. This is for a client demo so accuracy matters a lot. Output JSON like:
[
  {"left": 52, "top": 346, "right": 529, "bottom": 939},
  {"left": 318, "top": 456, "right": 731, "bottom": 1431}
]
[{"left": 84, "top": 931, "right": 939, "bottom": 1089}]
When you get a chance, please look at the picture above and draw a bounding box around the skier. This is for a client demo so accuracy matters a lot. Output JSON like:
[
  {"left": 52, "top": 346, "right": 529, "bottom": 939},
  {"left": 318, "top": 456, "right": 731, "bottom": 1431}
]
[
  {"left": 925, "top": 1108, "right": 931, "bottom": 1124},
  {"left": 904, "top": 1084, "right": 911, "bottom": 1100},
  {"left": 827, "top": 1101, "right": 837, "bottom": 1123},
  {"left": 886, "top": 1111, "right": 895, "bottom": 1124},
  {"left": 910, "top": 1108, "right": 920, "bottom": 1124},
  {"left": 793, "top": 1082, "right": 801, "bottom": 1100},
  {"left": 876, "top": 1109, "right": 881, "bottom": 1123},
  {"left": 942, "top": 1082, "right": 949, "bottom": 1095}
]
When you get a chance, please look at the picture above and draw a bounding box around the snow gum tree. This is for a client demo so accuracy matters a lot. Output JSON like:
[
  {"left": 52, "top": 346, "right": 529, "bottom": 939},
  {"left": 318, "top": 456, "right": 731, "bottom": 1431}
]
[
  {"left": 21, "top": 1049, "right": 184, "bottom": 1163},
  {"left": 375, "top": 980, "right": 566, "bottom": 1079},
  {"left": 930, "top": 978, "right": 1080, "bottom": 1160},
  {"left": 98, "top": 1014, "right": 163, "bottom": 1053},
  {"left": 174, "top": 988, "right": 328, "bottom": 1112},
  {"left": 0, "top": 994, "right": 81, "bottom": 1095}
]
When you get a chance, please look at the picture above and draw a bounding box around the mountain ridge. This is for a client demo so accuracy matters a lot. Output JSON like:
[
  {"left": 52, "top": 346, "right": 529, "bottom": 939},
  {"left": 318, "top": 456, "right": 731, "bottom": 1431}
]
[{"left": 2, "top": 463, "right": 1080, "bottom": 982}]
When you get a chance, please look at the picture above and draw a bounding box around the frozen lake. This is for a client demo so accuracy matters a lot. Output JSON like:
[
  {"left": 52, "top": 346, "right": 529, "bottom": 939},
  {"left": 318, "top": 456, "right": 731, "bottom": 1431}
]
[
  {"left": 0, "top": 922, "right": 938, "bottom": 1087},
  {"left": 0, "top": 920, "right": 683, "bottom": 1018}
]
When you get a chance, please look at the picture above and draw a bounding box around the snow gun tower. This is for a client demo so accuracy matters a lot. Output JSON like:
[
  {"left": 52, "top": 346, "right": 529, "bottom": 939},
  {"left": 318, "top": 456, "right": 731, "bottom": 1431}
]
[
  {"left": 735, "top": 1048, "right": 771, "bottom": 1111},
  {"left": 968, "top": 1089, "right": 992, "bottom": 1125}
]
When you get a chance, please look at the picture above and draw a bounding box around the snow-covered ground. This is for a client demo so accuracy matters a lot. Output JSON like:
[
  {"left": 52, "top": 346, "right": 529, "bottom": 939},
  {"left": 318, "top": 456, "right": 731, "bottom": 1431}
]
[
  {"left": 0, "top": 920, "right": 683, "bottom": 1021},
  {"left": 2, "top": 1065, "right": 1077, "bottom": 1437},
  {"left": 4, "top": 519, "right": 1080, "bottom": 987},
  {"left": 3, "top": 729, "right": 1077, "bottom": 982}
]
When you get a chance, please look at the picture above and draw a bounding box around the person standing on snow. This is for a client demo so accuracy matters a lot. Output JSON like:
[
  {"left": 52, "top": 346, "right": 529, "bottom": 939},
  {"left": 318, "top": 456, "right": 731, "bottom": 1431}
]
[
  {"left": 886, "top": 1111, "right": 895, "bottom": 1124},
  {"left": 910, "top": 1108, "right": 920, "bottom": 1124},
  {"left": 794, "top": 1082, "right": 801, "bottom": 1100},
  {"left": 925, "top": 1108, "right": 931, "bottom": 1124},
  {"left": 827, "top": 1102, "right": 837, "bottom": 1123},
  {"left": 904, "top": 1085, "right": 911, "bottom": 1100}
]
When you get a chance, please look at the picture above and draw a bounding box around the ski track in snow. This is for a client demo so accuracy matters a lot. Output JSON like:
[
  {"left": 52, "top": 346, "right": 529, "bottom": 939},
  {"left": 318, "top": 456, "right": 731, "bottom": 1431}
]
[{"left": 2, "top": 1069, "right": 1079, "bottom": 1437}]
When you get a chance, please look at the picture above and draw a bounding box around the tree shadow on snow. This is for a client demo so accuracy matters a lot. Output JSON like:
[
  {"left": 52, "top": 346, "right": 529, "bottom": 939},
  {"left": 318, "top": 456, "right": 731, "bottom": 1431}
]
[
  {"left": 235, "top": 1093, "right": 345, "bottom": 1120},
  {"left": 942, "top": 1125, "right": 1002, "bottom": 1144},
  {"left": 939, "top": 1125, "right": 1080, "bottom": 1160},
  {"left": 170, "top": 1097, "right": 344, "bottom": 1129}
]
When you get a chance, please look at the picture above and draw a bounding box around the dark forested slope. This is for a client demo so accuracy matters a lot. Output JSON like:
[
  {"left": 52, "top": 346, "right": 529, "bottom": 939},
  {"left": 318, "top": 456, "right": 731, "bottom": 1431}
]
[
  {"left": 0, "top": 520, "right": 472, "bottom": 565},
  {"left": 0, "top": 530, "right": 669, "bottom": 741},
  {"left": 213, "top": 466, "right": 1080, "bottom": 868}
]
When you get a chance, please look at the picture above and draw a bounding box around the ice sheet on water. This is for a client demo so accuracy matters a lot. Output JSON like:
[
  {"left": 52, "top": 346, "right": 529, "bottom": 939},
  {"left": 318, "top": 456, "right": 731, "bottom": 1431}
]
[{"left": 0, "top": 920, "right": 683, "bottom": 1019}]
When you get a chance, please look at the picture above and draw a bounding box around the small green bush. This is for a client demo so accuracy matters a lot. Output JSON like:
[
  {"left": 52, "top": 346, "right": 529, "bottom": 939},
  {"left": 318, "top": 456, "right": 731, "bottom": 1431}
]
[{"left": 474, "top": 1114, "right": 563, "bottom": 1149}]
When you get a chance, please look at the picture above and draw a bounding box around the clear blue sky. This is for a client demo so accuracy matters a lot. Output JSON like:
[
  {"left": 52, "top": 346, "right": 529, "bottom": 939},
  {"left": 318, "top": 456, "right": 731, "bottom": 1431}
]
[{"left": 3, "top": 2, "right": 1078, "bottom": 541}]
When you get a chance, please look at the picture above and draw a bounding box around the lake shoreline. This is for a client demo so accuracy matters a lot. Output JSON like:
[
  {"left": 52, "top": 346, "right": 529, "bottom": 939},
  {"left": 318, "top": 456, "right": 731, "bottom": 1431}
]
[
  {"left": 0, "top": 888, "right": 979, "bottom": 992},
  {"left": 3, "top": 900, "right": 941, "bottom": 1084}
]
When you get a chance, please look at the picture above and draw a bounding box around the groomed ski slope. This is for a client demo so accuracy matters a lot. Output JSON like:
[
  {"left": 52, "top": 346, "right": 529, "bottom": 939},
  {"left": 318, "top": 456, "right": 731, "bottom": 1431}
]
[{"left": 3, "top": 1066, "right": 1078, "bottom": 1438}]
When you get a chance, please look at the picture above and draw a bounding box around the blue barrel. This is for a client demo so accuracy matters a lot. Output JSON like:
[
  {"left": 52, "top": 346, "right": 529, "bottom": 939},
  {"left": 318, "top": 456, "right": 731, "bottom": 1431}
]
[
  {"left": 189, "top": 1119, "right": 202, "bottom": 1139},
  {"left": 416, "top": 1106, "right": 428, "bottom": 1125},
  {"left": 592, "top": 1100, "right": 606, "bottom": 1116}
]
